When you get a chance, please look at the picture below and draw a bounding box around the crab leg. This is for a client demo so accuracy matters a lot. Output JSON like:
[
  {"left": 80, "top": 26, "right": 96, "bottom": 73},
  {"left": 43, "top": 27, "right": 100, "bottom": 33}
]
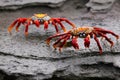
[
  {"left": 103, "top": 30, "right": 119, "bottom": 39},
  {"left": 24, "top": 21, "right": 31, "bottom": 36},
  {"left": 98, "top": 32, "right": 114, "bottom": 47},
  {"left": 46, "top": 32, "right": 70, "bottom": 45},
  {"left": 15, "top": 22, "right": 21, "bottom": 32},
  {"left": 53, "top": 35, "right": 68, "bottom": 49},
  {"left": 93, "top": 34, "right": 102, "bottom": 54},
  {"left": 57, "top": 22, "right": 67, "bottom": 32},
  {"left": 52, "top": 21, "right": 59, "bottom": 33},
  {"left": 54, "top": 19, "right": 67, "bottom": 32},
  {"left": 94, "top": 27, "right": 119, "bottom": 39},
  {"left": 8, "top": 19, "right": 18, "bottom": 33},
  {"left": 59, "top": 18, "right": 76, "bottom": 28},
  {"left": 58, "top": 36, "right": 70, "bottom": 51}
]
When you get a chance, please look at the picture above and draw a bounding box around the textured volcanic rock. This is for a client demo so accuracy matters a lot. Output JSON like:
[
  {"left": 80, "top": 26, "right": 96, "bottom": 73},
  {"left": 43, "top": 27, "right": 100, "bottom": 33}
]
[
  {"left": 0, "top": 2, "right": 120, "bottom": 80},
  {"left": 0, "top": 18, "right": 120, "bottom": 80},
  {"left": 0, "top": 0, "right": 66, "bottom": 10},
  {"left": 86, "top": 0, "right": 116, "bottom": 13}
]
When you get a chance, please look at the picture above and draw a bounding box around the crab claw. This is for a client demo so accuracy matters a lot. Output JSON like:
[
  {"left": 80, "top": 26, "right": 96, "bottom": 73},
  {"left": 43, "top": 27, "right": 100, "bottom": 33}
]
[
  {"left": 71, "top": 37, "right": 79, "bottom": 49},
  {"left": 84, "top": 35, "right": 90, "bottom": 48},
  {"left": 34, "top": 20, "right": 40, "bottom": 27},
  {"left": 44, "top": 21, "right": 48, "bottom": 30}
]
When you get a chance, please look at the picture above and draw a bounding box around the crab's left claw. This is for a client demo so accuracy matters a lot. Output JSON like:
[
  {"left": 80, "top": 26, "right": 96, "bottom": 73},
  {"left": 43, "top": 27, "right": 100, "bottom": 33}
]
[
  {"left": 71, "top": 37, "right": 79, "bottom": 49},
  {"left": 84, "top": 35, "right": 90, "bottom": 48}
]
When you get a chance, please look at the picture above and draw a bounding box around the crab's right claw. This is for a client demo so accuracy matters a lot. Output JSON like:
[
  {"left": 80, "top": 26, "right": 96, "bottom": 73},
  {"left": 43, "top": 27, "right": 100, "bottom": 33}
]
[
  {"left": 71, "top": 37, "right": 79, "bottom": 49},
  {"left": 84, "top": 35, "right": 90, "bottom": 48},
  {"left": 34, "top": 20, "right": 40, "bottom": 27}
]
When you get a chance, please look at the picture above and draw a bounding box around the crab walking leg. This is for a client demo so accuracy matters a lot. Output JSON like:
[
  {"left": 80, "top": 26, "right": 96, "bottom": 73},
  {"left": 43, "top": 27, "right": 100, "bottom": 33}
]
[
  {"left": 57, "top": 22, "right": 67, "bottom": 32},
  {"left": 46, "top": 32, "right": 70, "bottom": 45},
  {"left": 98, "top": 32, "right": 114, "bottom": 47},
  {"left": 15, "top": 22, "right": 21, "bottom": 32},
  {"left": 44, "top": 21, "right": 48, "bottom": 30},
  {"left": 59, "top": 18, "right": 76, "bottom": 28},
  {"left": 58, "top": 35, "right": 70, "bottom": 52},
  {"left": 93, "top": 34, "right": 102, "bottom": 54},
  {"left": 53, "top": 35, "right": 68, "bottom": 49},
  {"left": 94, "top": 27, "right": 119, "bottom": 39},
  {"left": 8, "top": 18, "right": 28, "bottom": 33},
  {"left": 102, "top": 30, "right": 119, "bottom": 39},
  {"left": 52, "top": 21, "right": 59, "bottom": 33},
  {"left": 24, "top": 21, "right": 30, "bottom": 36},
  {"left": 54, "top": 19, "right": 67, "bottom": 32},
  {"left": 8, "top": 20, "right": 18, "bottom": 33}
]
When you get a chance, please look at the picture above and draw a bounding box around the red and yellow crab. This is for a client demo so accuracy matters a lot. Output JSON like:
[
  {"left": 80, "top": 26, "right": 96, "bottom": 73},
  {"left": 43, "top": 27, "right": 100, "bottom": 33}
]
[
  {"left": 8, "top": 13, "right": 76, "bottom": 35},
  {"left": 46, "top": 26, "right": 119, "bottom": 54}
]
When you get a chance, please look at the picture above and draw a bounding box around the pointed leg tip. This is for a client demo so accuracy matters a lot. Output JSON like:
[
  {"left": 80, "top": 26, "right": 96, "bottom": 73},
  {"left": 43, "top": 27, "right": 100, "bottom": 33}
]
[
  {"left": 53, "top": 45, "right": 57, "bottom": 49},
  {"left": 8, "top": 28, "right": 11, "bottom": 33},
  {"left": 45, "top": 40, "right": 50, "bottom": 45},
  {"left": 110, "top": 43, "right": 114, "bottom": 48},
  {"left": 59, "top": 48, "right": 62, "bottom": 53},
  {"left": 116, "top": 36, "right": 119, "bottom": 39},
  {"left": 16, "top": 29, "right": 19, "bottom": 32},
  {"left": 25, "top": 32, "right": 28, "bottom": 36},
  {"left": 63, "top": 28, "right": 67, "bottom": 32},
  {"left": 99, "top": 50, "right": 103, "bottom": 54}
]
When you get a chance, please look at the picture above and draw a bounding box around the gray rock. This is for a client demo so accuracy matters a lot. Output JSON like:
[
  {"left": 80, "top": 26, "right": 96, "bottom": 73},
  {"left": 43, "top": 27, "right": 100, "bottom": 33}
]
[
  {"left": 0, "top": 0, "right": 66, "bottom": 10},
  {"left": 0, "top": 3, "right": 120, "bottom": 79},
  {"left": 0, "top": 18, "right": 120, "bottom": 80},
  {"left": 86, "top": 0, "right": 116, "bottom": 13}
]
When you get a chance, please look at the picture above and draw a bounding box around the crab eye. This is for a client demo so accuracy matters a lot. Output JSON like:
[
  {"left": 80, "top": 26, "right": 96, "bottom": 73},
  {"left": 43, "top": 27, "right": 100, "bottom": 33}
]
[
  {"left": 79, "top": 32, "right": 87, "bottom": 38},
  {"left": 43, "top": 16, "right": 51, "bottom": 21},
  {"left": 38, "top": 19, "right": 44, "bottom": 23}
]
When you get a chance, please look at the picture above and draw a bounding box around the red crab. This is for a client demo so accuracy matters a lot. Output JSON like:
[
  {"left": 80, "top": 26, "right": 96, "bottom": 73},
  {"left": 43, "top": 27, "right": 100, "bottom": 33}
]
[
  {"left": 8, "top": 14, "right": 76, "bottom": 35},
  {"left": 46, "top": 26, "right": 119, "bottom": 54}
]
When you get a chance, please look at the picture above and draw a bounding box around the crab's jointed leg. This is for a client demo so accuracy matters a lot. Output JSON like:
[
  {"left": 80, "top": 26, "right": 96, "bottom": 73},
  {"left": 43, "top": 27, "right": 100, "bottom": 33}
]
[
  {"left": 93, "top": 34, "right": 102, "bottom": 54},
  {"left": 46, "top": 32, "right": 70, "bottom": 45},
  {"left": 59, "top": 18, "right": 76, "bottom": 29}
]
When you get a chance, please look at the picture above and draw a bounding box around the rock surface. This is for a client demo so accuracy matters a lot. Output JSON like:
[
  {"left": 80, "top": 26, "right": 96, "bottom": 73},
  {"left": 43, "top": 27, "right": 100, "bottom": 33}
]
[
  {"left": 0, "top": 1, "right": 120, "bottom": 80},
  {"left": 86, "top": 0, "right": 116, "bottom": 13},
  {"left": 0, "top": 0, "right": 66, "bottom": 10}
]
